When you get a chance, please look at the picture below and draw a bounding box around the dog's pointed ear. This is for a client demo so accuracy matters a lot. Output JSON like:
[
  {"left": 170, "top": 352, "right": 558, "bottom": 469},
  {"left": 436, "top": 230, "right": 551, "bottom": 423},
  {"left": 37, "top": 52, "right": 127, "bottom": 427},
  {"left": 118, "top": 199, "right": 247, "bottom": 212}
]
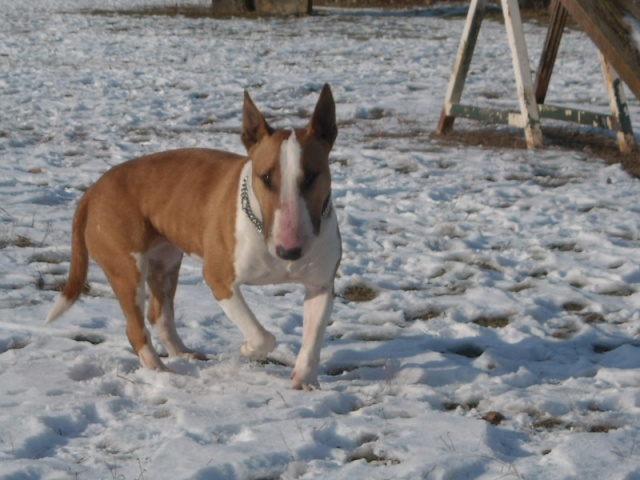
[
  {"left": 242, "top": 90, "right": 274, "bottom": 152},
  {"left": 308, "top": 84, "right": 337, "bottom": 148}
]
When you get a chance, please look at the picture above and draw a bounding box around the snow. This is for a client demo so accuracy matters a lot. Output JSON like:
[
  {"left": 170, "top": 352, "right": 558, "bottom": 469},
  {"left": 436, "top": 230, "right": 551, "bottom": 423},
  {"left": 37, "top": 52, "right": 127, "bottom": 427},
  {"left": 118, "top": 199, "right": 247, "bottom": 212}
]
[
  {"left": 625, "top": 14, "right": 640, "bottom": 55},
  {"left": 2, "top": 1, "right": 640, "bottom": 479}
]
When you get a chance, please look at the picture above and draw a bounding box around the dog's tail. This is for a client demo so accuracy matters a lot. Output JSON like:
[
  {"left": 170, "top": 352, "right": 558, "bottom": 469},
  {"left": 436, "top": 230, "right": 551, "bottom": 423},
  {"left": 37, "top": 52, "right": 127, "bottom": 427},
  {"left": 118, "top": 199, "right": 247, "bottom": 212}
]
[{"left": 45, "top": 195, "right": 90, "bottom": 325}]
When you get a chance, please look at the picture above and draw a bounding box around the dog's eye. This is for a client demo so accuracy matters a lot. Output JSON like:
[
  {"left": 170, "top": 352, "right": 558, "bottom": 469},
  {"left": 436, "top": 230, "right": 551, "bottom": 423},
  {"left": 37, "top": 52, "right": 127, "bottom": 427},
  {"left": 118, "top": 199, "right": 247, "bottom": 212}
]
[
  {"left": 260, "top": 172, "right": 273, "bottom": 190},
  {"left": 302, "top": 172, "right": 318, "bottom": 191}
]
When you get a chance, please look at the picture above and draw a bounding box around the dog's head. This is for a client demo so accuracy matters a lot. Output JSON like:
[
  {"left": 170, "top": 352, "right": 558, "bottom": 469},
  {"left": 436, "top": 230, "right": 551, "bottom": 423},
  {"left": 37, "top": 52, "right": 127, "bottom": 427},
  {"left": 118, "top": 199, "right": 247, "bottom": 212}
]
[{"left": 241, "top": 84, "right": 337, "bottom": 261}]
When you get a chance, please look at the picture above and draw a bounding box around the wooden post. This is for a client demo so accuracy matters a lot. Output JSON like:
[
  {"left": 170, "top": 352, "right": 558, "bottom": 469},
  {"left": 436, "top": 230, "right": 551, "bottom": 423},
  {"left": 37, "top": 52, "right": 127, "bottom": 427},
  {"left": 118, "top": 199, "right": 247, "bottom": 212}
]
[
  {"left": 534, "top": 0, "right": 568, "bottom": 104},
  {"left": 437, "top": 0, "right": 487, "bottom": 135},
  {"left": 600, "top": 53, "right": 637, "bottom": 153},
  {"left": 501, "top": 0, "right": 543, "bottom": 149}
]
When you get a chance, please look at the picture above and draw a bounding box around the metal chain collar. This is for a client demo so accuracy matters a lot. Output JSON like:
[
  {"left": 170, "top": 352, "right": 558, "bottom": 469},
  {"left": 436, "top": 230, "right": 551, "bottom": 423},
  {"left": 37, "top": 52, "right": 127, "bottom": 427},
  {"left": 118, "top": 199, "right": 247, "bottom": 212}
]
[
  {"left": 241, "top": 176, "right": 332, "bottom": 234},
  {"left": 241, "top": 176, "right": 264, "bottom": 233}
]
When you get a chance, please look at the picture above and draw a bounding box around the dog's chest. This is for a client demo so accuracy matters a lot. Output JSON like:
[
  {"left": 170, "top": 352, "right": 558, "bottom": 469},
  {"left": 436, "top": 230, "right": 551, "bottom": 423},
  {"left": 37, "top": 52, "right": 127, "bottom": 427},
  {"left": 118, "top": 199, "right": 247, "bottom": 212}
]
[
  {"left": 234, "top": 239, "right": 314, "bottom": 285},
  {"left": 233, "top": 217, "right": 340, "bottom": 287}
]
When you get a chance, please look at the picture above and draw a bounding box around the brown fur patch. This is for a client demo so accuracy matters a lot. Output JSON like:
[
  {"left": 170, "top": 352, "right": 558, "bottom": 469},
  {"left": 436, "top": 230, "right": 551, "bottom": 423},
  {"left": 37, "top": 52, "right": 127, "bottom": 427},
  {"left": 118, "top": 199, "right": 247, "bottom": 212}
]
[
  {"left": 80, "top": 149, "right": 247, "bottom": 302},
  {"left": 296, "top": 128, "right": 332, "bottom": 234},
  {"left": 249, "top": 130, "right": 291, "bottom": 239}
]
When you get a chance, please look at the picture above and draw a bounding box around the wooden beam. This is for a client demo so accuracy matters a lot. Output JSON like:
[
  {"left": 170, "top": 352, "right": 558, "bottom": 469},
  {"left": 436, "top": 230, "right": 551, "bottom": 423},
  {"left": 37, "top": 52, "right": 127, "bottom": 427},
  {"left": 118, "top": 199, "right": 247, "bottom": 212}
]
[
  {"left": 437, "top": 0, "right": 488, "bottom": 135},
  {"left": 599, "top": 53, "right": 637, "bottom": 152},
  {"left": 448, "top": 104, "right": 524, "bottom": 127},
  {"left": 558, "top": 0, "right": 640, "bottom": 101},
  {"left": 501, "top": 0, "right": 543, "bottom": 148},
  {"left": 538, "top": 104, "right": 615, "bottom": 129},
  {"left": 534, "top": 0, "right": 568, "bottom": 104}
]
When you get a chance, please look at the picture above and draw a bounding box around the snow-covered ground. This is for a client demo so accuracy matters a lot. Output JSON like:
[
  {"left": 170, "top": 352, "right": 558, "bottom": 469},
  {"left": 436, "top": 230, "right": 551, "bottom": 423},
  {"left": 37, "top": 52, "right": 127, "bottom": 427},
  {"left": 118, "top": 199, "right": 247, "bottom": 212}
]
[{"left": 2, "top": 1, "right": 640, "bottom": 478}]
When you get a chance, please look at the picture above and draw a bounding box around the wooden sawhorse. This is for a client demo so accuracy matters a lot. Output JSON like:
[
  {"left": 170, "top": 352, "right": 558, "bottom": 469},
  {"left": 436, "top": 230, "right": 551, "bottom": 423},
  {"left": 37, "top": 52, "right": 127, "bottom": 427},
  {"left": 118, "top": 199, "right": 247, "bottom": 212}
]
[{"left": 437, "top": 0, "right": 637, "bottom": 153}]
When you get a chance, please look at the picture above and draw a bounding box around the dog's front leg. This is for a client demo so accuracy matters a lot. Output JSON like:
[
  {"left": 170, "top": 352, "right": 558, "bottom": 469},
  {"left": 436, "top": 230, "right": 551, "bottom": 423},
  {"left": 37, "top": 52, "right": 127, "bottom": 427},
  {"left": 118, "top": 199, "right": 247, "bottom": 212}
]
[
  {"left": 218, "top": 288, "right": 277, "bottom": 360},
  {"left": 291, "top": 284, "right": 334, "bottom": 391}
]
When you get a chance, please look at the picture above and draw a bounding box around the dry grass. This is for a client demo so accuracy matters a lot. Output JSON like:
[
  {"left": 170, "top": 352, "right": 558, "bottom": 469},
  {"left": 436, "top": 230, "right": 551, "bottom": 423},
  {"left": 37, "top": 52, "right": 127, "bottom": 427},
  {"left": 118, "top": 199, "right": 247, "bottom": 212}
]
[
  {"left": 533, "top": 417, "right": 564, "bottom": 430},
  {"left": 0, "top": 235, "right": 39, "bottom": 249},
  {"left": 340, "top": 284, "right": 378, "bottom": 302},
  {"left": 410, "top": 309, "right": 442, "bottom": 321},
  {"left": 562, "top": 302, "right": 585, "bottom": 312},
  {"left": 473, "top": 315, "right": 510, "bottom": 328}
]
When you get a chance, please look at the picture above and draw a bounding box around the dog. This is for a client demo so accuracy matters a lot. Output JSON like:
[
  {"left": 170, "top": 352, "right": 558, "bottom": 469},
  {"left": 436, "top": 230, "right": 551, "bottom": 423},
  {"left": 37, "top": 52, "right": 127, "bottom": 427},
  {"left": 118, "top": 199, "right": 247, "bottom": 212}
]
[{"left": 46, "top": 84, "right": 341, "bottom": 390}]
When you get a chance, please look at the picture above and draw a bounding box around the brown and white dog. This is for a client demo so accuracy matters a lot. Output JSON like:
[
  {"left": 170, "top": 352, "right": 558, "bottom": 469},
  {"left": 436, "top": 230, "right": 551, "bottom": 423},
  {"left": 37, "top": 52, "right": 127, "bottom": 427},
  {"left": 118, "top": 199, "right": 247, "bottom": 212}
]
[{"left": 46, "top": 84, "right": 341, "bottom": 390}]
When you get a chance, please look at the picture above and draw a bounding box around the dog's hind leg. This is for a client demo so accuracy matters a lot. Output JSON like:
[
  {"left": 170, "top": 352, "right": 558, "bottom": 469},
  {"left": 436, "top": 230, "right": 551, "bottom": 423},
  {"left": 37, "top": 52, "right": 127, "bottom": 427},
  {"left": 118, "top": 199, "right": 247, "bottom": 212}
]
[
  {"left": 147, "top": 242, "right": 206, "bottom": 361},
  {"left": 97, "top": 251, "right": 169, "bottom": 371}
]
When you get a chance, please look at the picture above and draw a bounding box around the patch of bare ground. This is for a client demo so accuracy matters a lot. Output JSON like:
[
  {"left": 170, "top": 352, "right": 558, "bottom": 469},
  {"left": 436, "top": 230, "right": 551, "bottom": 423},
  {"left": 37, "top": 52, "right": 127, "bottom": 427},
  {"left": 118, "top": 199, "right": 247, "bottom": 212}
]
[
  {"left": 86, "top": 1, "right": 553, "bottom": 19},
  {"left": 340, "top": 283, "right": 378, "bottom": 302},
  {"left": 317, "top": 0, "right": 442, "bottom": 8},
  {"left": 0, "top": 234, "right": 39, "bottom": 249},
  {"left": 473, "top": 315, "right": 510, "bottom": 328},
  {"left": 317, "top": 0, "right": 550, "bottom": 13},
  {"left": 532, "top": 417, "right": 564, "bottom": 430},
  {"left": 435, "top": 127, "right": 640, "bottom": 179},
  {"left": 409, "top": 308, "right": 442, "bottom": 321}
]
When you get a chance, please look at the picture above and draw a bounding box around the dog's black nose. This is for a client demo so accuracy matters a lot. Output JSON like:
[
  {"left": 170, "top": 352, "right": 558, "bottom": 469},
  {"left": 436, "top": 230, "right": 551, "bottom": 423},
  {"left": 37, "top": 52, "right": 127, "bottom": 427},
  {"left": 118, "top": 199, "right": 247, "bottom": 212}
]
[{"left": 276, "top": 245, "right": 302, "bottom": 261}]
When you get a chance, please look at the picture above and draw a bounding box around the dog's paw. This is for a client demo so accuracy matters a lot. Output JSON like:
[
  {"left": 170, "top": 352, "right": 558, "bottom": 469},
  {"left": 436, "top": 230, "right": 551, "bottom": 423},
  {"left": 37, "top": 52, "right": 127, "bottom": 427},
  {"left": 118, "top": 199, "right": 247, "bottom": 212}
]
[
  {"left": 290, "top": 369, "right": 320, "bottom": 391},
  {"left": 139, "top": 345, "right": 171, "bottom": 372},
  {"left": 241, "top": 331, "right": 276, "bottom": 360}
]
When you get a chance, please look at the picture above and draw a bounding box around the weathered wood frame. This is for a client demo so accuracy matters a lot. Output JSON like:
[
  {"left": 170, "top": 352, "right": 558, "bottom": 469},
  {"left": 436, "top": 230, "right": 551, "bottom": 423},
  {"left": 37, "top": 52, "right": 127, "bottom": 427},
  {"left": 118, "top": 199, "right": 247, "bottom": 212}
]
[{"left": 437, "top": 0, "right": 637, "bottom": 152}]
